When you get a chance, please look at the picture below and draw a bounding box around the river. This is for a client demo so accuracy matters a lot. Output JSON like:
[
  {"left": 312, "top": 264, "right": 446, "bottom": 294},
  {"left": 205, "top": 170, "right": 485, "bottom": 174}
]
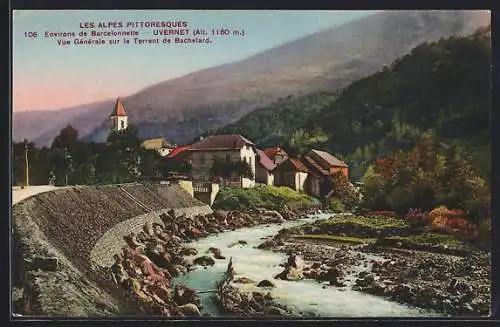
[{"left": 173, "top": 213, "right": 442, "bottom": 317}]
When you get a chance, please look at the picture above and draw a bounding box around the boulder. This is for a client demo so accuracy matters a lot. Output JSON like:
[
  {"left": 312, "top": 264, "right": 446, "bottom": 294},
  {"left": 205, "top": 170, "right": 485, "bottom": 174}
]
[
  {"left": 263, "top": 306, "right": 287, "bottom": 316},
  {"left": 275, "top": 267, "right": 304, "bottom": 281},
  {"left": 178, "top": 303, "right": 201, "bottom": 317},
  {"left": 233, "top": 277, "right": 255, "bottom": 284},
  {"left": 263, "top": 210, "right": 285, "bottom": 223},
  {"left": 178, "top": 247, "right": 198, "bottom": 256},
  {"left": 285, "top": 254, "right": 304, "bottom": 270},
  {"left": 193, "top": 256, "right": 215, "bottom": 267},
  {"left": 257, "top": 279, "right": 276, "bottom": 288},
  {"left": 207, "top": 247, "right": 225, "bottom": 259},
  {"left": 174, "top": 284, "right": 200, "bottom": 307},
  {"left": 355, "top": 273, "right": 375, "bottom": 288}
]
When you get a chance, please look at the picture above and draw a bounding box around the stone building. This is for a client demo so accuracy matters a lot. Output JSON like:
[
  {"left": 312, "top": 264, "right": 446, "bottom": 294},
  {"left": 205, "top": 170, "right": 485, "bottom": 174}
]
[{"left": 190, "top": 134, "right": 257, "bottom": 188}]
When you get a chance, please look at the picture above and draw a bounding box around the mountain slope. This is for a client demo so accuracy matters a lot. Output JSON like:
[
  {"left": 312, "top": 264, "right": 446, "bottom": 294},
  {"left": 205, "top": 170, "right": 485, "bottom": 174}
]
[
  {"left": 303, "top": 26, "right": 490, "bottom": 180},
  {"left": 13, "top": 10, "right": 490, "bottom": 147},
  {"left": 217, "top": 26, "right": 491, "bottom": 180}
]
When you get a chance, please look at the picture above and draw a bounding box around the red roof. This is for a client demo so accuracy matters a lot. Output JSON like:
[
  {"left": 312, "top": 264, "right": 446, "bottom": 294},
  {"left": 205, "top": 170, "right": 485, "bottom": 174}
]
[
  {"left": 264, "top": 146, "right": 287, "bottom": 159},
  {"left": 110, "top": 98, "right": 127, "bottom": 117},
  {"left": 167, "top": 144, "right": 192, "bottom": 158},
  {"left": 256, "top": 149, "right": 276, "bottom": 171},
  {"left": 278, "top": 158, "right": 310, "bottom": 173},
  {"left": 191, "top": 134, "right": 254, "bottom": 150}
]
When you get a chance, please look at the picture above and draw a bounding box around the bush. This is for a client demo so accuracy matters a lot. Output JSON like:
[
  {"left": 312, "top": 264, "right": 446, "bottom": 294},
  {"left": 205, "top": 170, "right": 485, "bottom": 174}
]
[
  {"left": 405, "top": 208, "right": 430, "bottom": 228},
  {"left": 213, "top": 185, "right": 320, "bottom": 211},
  {"left": 328, "top": 198, "right": 345, "bottom": 213}
]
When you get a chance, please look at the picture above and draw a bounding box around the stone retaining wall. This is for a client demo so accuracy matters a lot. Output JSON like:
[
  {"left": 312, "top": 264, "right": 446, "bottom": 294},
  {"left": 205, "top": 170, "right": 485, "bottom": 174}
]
[
  {"left": 11, "top": 183, "right": 211, "bottom": 317},
  {"left": 90, "top": 206, "right": 213, "bottom": 268}
]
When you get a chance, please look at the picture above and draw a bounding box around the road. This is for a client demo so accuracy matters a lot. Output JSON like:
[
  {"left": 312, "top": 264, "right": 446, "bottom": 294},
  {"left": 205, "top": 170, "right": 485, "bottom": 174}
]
[{"left": 12, "top": 185, "right": 62, "bottom": 206}]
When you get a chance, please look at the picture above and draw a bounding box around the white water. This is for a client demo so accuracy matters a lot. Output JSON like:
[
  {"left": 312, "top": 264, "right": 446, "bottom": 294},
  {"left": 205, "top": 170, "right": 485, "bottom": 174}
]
[{"left": 173, "top": 214, "right": 442, "bottom": 317}]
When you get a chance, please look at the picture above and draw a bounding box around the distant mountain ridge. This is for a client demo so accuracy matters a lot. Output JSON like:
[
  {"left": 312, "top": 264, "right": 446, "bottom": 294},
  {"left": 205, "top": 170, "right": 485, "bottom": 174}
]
[{"left": 13, "top": 10, "right": 490, "bottom": 147}]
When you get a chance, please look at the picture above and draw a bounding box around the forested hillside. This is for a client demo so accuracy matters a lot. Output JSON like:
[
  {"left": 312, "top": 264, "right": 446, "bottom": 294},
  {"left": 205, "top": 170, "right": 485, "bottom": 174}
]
[
  {"left": 211, "top": 92, "right": 337, "bottom": 148},
  {"left": 307, "top": 26, "right": 490, "bottom": 180},
  {"left": 220, "top": 26, "right": 491, "bottom": 181}
]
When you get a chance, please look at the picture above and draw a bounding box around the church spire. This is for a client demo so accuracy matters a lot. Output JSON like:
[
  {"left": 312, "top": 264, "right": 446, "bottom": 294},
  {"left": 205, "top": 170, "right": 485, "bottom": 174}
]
[
  {"left": 110, "top": 97, "right": 127, "bottom": 117},
  {"left": 110, "top": 97, "right": 128, "bottom": 132}
]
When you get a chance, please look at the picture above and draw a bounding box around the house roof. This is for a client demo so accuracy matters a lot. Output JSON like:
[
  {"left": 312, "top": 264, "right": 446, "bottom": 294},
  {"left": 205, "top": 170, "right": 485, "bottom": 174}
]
[
  {"left": 191, "top": 134, "right": 254, "bottom": 150},
  {"left": 302, "top": 156, "right": 330, "bottom": 176},
  {"left": 310, "top": 149, "right": 348, "bottom": 168},
  {"left": 167, "top": 144, "right": 192, "bottom": 158},
  {"left": 264, "top": 146, "right": 287, "bottom": 158},
  {"left": 141, "top": 138, "right": 174, "bottom": 150},
  {"left": 277, "top": 158, "right": 310, "bottom": 173},
  {"left": 110, "top": 98, "right": 127, "bottom": 117},
  {"left": 256, "top": 149, "right": 276, "bottom": 171}
]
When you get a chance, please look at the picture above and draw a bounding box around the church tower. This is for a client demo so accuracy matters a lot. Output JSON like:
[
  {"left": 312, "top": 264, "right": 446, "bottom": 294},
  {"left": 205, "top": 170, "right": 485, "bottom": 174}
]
[{"left": 110, "top": 98, "right": 128, "bottom": 132}]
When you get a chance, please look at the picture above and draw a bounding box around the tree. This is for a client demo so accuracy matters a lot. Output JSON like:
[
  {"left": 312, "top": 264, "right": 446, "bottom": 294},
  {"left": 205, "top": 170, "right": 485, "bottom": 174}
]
[
  {"left": 328, "top": 172, "right": 359, "bottom": 211},
  {"left": 210, "top": 158, "right": 254, "bottom": 183},
  {"left": 52, "top": 124, "right": 79, "bottom": 149}
]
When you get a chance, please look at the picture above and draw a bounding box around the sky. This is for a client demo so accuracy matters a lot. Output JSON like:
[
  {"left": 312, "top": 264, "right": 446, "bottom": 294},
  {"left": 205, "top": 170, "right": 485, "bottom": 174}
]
[{"left": 12, "top": 10, "right": 378, "bottom": 112}]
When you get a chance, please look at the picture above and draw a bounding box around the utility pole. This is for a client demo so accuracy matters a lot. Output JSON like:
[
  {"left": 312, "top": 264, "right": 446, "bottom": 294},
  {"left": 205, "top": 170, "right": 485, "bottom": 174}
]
[{"left": 24, "top": 139, "right": 29, "bottom": 187}]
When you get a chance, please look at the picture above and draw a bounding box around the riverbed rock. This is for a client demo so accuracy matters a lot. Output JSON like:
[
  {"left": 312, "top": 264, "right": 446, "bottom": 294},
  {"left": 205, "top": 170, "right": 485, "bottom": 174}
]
[
  {"left": 263, "top": 210, "right": 285, "bottom": 223},
  {"left": 193, "top": 256, "right": 215, "bottom": 267},
  {"left": 303, "top": 269, "right": 319, "bottom": 279},
  {"left": 263, "top": 306, "right": 287, "bottom": 316},
  {"left": 285, "top": 254, "right": 304, "bottom": 270},
  {"left": 234, "top": 277, "right": 255, "bottom": 284},
  {"left": 178, "top": 303, "right": 201, "bottom": 316},
  {"left": 257, "top": 279, "right": 275, "bottom": 288},
  {"left": 174, "top": 284, "right": 200, "bottom": 307},
  {"left": 355, "top": 273, "right": 375, "bottom": 287},
  {"left": 207, "top": 247, "right": 226, "bottom": 259},
  {"left": 275, "top": 267, "right": 304, "bottom": 281}
]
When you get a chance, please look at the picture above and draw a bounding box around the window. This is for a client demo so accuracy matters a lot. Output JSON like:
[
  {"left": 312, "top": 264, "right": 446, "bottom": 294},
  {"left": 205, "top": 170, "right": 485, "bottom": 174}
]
[
  {"left": 200, "top": 154, "right": 206, "bottom": 165},
  {"left": 121, "top": 120, "right": 125, "bottom": 129},
  {"left": 226, "top": 153, "right": 230, "bottom": 162}
]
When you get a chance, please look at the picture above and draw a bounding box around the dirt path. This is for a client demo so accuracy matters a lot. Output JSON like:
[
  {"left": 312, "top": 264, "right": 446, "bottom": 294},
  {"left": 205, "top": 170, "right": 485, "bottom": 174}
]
[{"left": 12, "top": 185, "right": 63, "bottom": 205}]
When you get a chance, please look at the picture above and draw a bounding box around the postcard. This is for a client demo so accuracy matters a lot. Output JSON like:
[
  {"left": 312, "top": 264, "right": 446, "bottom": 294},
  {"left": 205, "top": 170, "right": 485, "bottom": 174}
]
[{"left": 11, "top": 9, "right": 491, "bottom": 319}]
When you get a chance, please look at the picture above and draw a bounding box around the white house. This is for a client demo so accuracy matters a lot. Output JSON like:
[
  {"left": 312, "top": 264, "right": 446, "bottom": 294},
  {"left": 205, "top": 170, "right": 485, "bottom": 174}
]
[
  {"left": 190, "top": 134, "right": 257, "bottom": 188},
  {"left": 141, "top": 138, "right": 175, "bottom": 157}
]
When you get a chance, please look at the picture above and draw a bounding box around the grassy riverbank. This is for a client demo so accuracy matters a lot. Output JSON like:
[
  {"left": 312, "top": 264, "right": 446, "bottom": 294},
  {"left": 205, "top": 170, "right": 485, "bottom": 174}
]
[
  {"left": 213, "top": 185, "right": 320, "bottom": 211},
  {"left": 286, "top": 214, "right": 483, "bottom": 255}
]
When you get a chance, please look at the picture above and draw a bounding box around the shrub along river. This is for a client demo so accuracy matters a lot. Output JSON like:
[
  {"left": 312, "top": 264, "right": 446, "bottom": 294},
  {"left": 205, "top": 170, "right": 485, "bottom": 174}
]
[{"left": 173, "top": 213, "right": 442, "bottom": 317}]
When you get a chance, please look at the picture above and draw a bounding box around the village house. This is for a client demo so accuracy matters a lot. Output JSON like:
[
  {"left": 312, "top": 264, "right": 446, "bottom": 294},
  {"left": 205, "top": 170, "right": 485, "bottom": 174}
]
[
  {"left": 273, "top": 148, "right": 349, "bottom": 197},
  {"left": 189, "top": 134, "right": 257, "bottom": 188},
  {"left": 141, "top": 137, "right": 175, "bottom": 157},
  {"left": 264, "top": 146, "right": 288, "bottom": 165},
  {"left": 166, "top": 144, "right": 193, "bottom": 164},
  {"left": 163, "top": 144, "right": 193, "bottom": 179},
  {"left": 273, "top": 158, "right": 310, "bottom": 192},
  {"left": 308, "top": 149, "right": 349, "bottom": 177},
  {"left": 302, "top": 149, "right": 349, "bottom": 198},
  {"left": 255, "top": 149, "right": 276, "bottom": 185}
]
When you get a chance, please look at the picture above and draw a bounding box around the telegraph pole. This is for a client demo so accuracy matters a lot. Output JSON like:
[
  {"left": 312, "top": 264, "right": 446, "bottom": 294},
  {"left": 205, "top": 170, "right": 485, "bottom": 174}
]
[{"left": 24, "top": 139, "right": 29, "bottom": 187}]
